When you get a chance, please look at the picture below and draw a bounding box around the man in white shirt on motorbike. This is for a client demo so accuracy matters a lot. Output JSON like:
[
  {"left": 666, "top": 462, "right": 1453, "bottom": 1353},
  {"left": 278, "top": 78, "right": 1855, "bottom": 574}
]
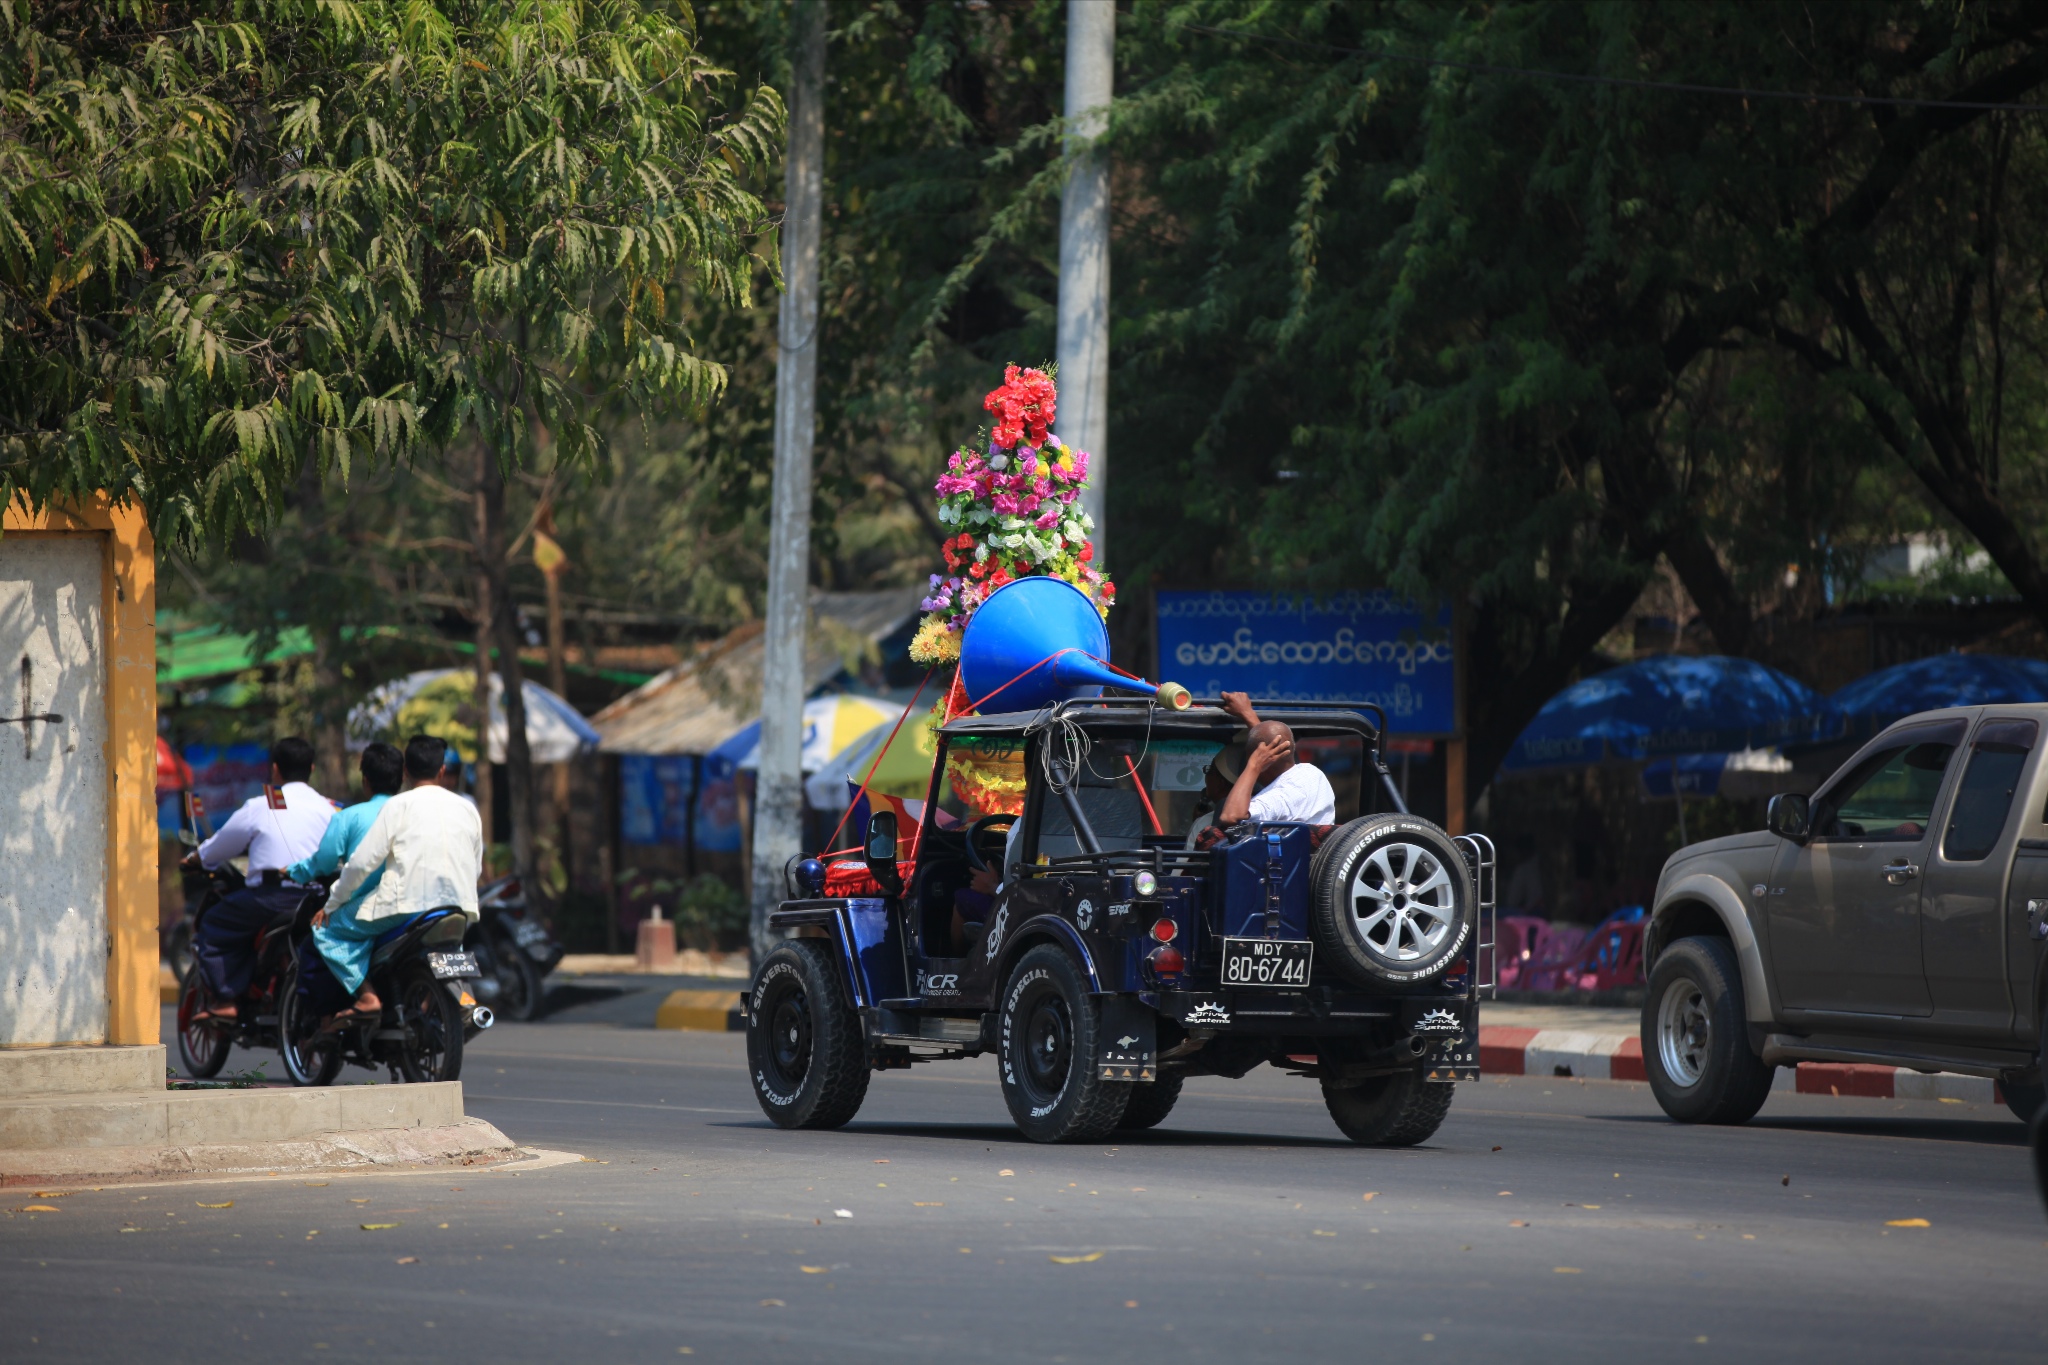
[{"left": 319, "top": 735, "right": 485, "bottom": 1021}]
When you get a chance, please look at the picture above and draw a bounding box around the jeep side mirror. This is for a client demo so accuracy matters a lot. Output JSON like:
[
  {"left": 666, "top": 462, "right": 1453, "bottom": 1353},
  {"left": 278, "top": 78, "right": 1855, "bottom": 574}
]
[
  {"left": 1767, "top": 793, "right": 1810, "bottom": 843},
  {"left": 864, "top": 810, "right": 903, "bottom": 896}
]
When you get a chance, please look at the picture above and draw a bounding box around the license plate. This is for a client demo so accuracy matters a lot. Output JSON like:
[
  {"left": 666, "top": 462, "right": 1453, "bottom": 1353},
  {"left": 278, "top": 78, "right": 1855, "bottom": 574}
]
[
  {"left": 427, "top": 951, "right": 481, "bottom": 980},
  {"left": 1220, "top": 937, "right": 1313, "bottom": 988}
]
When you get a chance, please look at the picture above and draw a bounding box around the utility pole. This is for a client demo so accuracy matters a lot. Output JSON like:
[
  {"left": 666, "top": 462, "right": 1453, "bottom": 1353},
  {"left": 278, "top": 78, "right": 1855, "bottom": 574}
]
[
  {"left": 752, "top": 0, "right": 826, "bottom": 965},
  {"left": 1057, "top": 0, "right": 1113, "bottom": 560}
]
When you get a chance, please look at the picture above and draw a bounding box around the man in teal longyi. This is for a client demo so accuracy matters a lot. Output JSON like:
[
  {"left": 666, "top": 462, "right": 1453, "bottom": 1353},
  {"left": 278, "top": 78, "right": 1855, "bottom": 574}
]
[{"left": 286, "top": 741, "right": 405, "bottom": 1021}]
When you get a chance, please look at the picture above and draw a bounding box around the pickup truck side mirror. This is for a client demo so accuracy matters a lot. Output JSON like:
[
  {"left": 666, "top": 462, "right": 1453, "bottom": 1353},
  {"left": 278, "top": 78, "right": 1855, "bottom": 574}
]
[
  {"left": 864, "top": 810, "right": 903, "bottom": 896},
  {"left": 1767, "top": 793, "right": 1811, "bottom": 844}
]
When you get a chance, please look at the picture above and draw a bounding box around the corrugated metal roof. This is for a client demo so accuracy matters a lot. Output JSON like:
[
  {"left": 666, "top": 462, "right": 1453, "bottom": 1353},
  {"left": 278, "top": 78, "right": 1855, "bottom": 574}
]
[{"left": 591, "top": 589, "right": 921, "bottom": 755}]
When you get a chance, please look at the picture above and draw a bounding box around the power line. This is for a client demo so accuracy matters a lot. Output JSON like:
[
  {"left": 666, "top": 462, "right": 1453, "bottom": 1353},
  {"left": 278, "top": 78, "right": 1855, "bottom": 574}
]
[{"left": 1180, "top": 22, "right": 2048, "bottom": 115}]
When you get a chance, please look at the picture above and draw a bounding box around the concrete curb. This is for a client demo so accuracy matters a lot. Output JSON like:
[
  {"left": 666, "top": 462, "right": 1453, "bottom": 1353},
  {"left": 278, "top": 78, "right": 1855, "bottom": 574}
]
[
  {"left": 0, "top": 1116, "right": 520, "bottom": 1186},
  {"left": 1478, "top": 1025, "right": 2010, "bottom": 1104},
  {"left": 653, "top": 990, "right": 744, "bottom": 1032}
]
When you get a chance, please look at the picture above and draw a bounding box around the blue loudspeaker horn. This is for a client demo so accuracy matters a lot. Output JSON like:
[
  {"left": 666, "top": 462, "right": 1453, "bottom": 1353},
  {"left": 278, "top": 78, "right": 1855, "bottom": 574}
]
[{"left": 958, "top": 576, "right": 1192, "bottom": 713}]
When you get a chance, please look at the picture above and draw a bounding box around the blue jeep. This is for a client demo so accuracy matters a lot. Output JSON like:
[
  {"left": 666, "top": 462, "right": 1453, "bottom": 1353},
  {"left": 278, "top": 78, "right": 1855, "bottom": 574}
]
[{"left": 746, "top": 698, "right": 1493, "bottom": 1144}]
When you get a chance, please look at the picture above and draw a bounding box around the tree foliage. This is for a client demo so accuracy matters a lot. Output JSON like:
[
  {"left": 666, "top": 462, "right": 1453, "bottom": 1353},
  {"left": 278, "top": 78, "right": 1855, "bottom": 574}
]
[{"left": 0, "top": 0, "right": 781, "bottom": 542}]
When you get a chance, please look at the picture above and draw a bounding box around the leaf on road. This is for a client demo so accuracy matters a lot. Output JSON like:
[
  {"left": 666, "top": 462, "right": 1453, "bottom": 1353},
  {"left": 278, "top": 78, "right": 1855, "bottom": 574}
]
[
  {"left": 1510, "top": 1220, "right": 1528, "bottom": 1228},
  {"left": 1554, "top": 1267, "right": 1582, "bottom": 1274},
  {"left": 1361, "top": 1192, "right": 1377, "bottom": 1201},
  {"left": 1886, "top": 1218, "right": 1930, "bottom": 1228},
  {"left": 19, "top": 1205, "right": 61, "bottom": 1213},
  {"left": 349, "top": 1198, "right": 370, "bottom": 1204},
  {"left": 913, "top": 1202, "right": 943, "bottom": 1207},
  {"left": 32, "top": 1192, "right": 68, "bottom": 1198},
  {"left": 1049, "top": 1251, "right": 1106, "bottom": 1265},
  {"left": 833, "top": 1209, "right": 853, "bottom": 1219},
  {"left": 759, "top": 1299, "right": 785, "bottom": 1308},
  {"left": 874, "top": 1159, "right": 889, "bottom": 1163},
  {"left": 360, "top": 1223, "right": 400, "bottom": 1231},
  {"left": 396, "top": 1257, "right": 418, "bottom": 1265},
  {"left": 998, "top": 1169, "right": 1014, "bottom": 1177},
  {"left": 799, "top": 1266, "right": 827, "bottom": 1274},
  {"left": 197, "top": 1201, "right": 233, "bottom": 1209}
]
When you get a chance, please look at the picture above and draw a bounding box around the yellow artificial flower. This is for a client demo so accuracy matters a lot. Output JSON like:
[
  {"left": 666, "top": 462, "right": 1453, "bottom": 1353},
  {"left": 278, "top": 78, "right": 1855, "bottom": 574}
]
[{"left": 909, "top": 614, "right": 962, "bottom": 666}]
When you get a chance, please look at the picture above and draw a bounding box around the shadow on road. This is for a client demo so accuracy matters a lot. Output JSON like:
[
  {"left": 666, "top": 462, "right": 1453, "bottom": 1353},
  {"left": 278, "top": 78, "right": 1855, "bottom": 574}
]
[
  {"left": 1592, "top": 1110, "right": 2028, "bottom": 1147},
  {"left": 782, "top": 1120, "right": 1363, "bottom": 1151}
]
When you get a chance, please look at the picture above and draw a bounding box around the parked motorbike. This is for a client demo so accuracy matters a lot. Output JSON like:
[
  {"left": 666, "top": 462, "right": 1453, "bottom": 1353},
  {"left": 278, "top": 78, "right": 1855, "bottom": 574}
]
[
  {"left": 464, "top": 874, "right": 563, "bottom": 1023},
  {"left": 275, "top": 887, "right": 492, "bottom": 1086},
  {"left": 172, "top": 866, "right": 303, "bottom": 1078}
]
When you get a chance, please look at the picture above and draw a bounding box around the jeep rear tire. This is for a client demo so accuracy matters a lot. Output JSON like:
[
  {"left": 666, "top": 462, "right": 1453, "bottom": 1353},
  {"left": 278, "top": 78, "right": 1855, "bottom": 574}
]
[
  {"left": 1643, "top": 935, "right": 1775, "bottom": 1125},
  {"left": 1310, "top": 816, "right": 1474, "bottom": 988},
  {"left": 748, "top": 940, "right": 871, "bottom": 1130},
  {"left": 1321, "top": 1068, "right": 1453, "bottom": 1146},
  {"left": 998, "top": 945, "right": 1129, "bottom": 1142},
  {"left": 1115, "top": 1072, "right": 1184, "bottom": 1130}
]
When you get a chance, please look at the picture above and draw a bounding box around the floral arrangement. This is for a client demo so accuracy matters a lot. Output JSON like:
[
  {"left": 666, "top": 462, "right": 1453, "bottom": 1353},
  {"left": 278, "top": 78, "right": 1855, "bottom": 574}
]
[{"left": 909, "top": 364, "right": 1114, "bottom": 667}]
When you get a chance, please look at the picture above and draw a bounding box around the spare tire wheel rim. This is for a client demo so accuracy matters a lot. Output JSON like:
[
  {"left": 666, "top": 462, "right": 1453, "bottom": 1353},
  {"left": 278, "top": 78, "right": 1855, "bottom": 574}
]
[
  {"left": 1656, "top": 977, "right": 1711, "bottom": 1087},
  {"left": 1350, "top": 842, "right": 1457, "bottom": 963}
]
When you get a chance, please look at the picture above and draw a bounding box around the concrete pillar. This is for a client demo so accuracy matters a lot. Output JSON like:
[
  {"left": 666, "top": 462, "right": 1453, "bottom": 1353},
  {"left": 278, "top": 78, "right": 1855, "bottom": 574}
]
[
  {"left": 752, "top": 0, "right": 827, "bottom": 963},
  {"left": 1057, "top": 0, "right": 1114, "bottom": 559}
]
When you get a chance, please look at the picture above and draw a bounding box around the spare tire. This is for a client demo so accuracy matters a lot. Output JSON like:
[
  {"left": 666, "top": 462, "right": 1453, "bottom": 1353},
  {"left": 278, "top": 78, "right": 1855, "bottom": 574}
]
[{"left": 1310, "top": 814, "right": 1473, "bottom": 987}]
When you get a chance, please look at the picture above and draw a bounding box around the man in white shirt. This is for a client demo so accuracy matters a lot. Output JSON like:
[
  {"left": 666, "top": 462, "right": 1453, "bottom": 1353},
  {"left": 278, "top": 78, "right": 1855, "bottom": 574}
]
[
  {"left": 321, "top": 735, "right": 485, "bottom": 1020},
  {"left": 1218, "top": 720, "right": 1338, "bottom": 827},
  {"left": 186, "top": 737, "right": 335, "bottom": 1019}
]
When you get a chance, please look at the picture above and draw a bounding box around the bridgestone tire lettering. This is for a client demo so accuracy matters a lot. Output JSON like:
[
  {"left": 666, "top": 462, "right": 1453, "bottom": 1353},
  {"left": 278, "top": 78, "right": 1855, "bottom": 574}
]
[
  {"left": 1309, "top": 815, "right": 1474, "bottom": 988},
  {"left": 746, "top": 939, "right": 871, "bottom": 1130}
]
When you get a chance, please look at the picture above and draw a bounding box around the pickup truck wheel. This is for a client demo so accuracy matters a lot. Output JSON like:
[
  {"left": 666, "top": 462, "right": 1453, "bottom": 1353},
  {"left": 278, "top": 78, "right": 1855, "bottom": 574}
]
[
  {"left": 1311, "top": 816, "right": 1474, "bottom": 987},
  {"left": 1643, "top": 936, "right": 1774, "bottom": 1124},
  {"left": 2003, "top": 1077, "right": 2047, "bottom": 1124},
  {"left": 998, "top": 945, "right": 1129, "bottom": 1142},
  {"left": 1116, "top": 1072, "right": 1184, "bottom": 1130},
  {"left": 747, "top": 940, "right": 871, "bottom": 1130},
  {"left": 1321, "top": 1068, "right": 1453, "bottom": 1146}
]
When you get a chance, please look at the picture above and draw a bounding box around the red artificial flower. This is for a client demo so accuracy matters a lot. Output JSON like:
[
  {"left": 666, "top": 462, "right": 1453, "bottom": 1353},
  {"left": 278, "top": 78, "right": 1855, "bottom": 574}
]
[
  {"left": 983, "top": 364, "right": 1058, "bottom": 448},
  {"left": 1077, "top": 541, "right": 1093, "bottom": 564}
]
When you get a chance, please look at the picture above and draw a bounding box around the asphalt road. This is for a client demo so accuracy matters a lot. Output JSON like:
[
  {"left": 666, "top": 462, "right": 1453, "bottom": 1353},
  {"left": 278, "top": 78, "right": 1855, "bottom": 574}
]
[{"left": 5, "top": 986, "right": 2045, "bottom": 1364}]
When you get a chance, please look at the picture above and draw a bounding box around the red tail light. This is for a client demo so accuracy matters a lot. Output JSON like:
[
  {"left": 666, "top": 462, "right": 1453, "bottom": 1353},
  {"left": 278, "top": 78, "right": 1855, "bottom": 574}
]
[
  {"left": 1150, "top": 918, "right": 1178, "bottom": 943},
  {"left": 1146, "top": 944, "right": 1185, "bottom": 976}
]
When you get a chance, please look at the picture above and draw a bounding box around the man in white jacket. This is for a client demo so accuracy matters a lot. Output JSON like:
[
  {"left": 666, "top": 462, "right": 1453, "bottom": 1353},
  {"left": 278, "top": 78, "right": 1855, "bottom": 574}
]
[{"left": 321, "top": 735, "right": 485, "bottom": 1020}]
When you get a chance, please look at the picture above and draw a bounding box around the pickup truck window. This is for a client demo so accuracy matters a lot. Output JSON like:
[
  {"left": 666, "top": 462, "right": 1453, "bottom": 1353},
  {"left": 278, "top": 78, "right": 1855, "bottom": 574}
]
[
  {"left": 1819, "top": 736, "right": 1958, "bottom": 841},
  {"left": 1941, "top": 719, "right": 2038, "bottom": 861}
]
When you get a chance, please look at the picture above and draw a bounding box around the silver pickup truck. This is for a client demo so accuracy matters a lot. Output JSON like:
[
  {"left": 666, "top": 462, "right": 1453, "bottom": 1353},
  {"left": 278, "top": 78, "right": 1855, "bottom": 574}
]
[{"left": 1642, "top": 704, "right": 2048, "bottom": 1125}]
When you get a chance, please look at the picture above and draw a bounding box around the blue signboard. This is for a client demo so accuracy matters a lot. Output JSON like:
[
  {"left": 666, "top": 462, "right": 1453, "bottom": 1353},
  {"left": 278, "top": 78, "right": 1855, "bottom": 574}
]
[{"left": 1154, "top": 590, "right": 1457, "bottom": 736}]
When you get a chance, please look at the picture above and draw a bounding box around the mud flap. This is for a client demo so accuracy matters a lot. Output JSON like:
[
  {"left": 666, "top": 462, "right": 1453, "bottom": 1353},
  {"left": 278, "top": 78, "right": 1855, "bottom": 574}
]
[
  {"left": 1097, "top": 995, "right": 1156, "bottom": 1082},
  {"left": 1409, "top": 1001, "right": 1479, "bottom": 1083}
]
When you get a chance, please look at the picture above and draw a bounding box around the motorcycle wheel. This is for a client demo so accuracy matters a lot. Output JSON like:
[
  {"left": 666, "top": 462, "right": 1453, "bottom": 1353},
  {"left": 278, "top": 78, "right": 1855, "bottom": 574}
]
[
  {"left": 394, "top": 966, "right": 465, "bottom": 1083},
  {"left": 175, "top": 973, "right": 232, "bottom": 1079},
  {"left": 277, "top": 960, "right": 343, "bottom": 1087},
  {"left": 495, "top": 934, "right": 546, "bottom": 1022}
]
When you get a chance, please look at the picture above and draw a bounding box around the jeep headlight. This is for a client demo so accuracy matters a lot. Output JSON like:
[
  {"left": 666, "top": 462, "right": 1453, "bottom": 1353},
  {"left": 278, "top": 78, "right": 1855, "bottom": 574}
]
[{"left": 1133, "top": 871, "right": 1158, "bottom": 897}]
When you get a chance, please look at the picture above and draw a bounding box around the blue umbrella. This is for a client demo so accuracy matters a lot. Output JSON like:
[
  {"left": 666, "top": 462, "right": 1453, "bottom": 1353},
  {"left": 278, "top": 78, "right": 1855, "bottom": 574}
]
[
  {"left": 1830, "top": 653, "right": 2048, "bottom": 732},
  {"left": 1501, "top": 655, "right": 1840, "bottom": 772}
]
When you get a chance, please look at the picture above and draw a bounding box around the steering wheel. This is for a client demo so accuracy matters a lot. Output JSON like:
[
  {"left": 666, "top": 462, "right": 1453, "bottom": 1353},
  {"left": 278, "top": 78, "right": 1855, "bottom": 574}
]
[{"left": 963, "top": 812, "right": 1019, "bottom": 873}]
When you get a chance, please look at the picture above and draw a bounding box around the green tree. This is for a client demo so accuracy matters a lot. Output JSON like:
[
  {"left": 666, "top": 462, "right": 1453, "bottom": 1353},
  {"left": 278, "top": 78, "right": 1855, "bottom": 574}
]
[{"left": 4, "top": 1, "right": 783, "bottom": 883}]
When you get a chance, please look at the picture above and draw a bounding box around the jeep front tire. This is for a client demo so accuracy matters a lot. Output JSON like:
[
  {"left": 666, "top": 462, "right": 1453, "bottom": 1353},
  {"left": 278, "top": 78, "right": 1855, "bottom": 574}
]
[
  {"left": 997, "top": 945, "right": 1129, "bottom": 1142},
  {"left": 1643, "top": 935, "right": 1775, "bottom": 1125},
  {"left": 747, "top": 940, "right": 871, "bottom": 1130}
]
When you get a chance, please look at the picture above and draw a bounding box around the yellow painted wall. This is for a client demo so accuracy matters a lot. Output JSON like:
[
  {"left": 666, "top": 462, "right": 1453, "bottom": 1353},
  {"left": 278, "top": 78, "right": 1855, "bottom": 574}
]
[{"left": 4, "top": 495, "right": 158, "bottom": 1046}]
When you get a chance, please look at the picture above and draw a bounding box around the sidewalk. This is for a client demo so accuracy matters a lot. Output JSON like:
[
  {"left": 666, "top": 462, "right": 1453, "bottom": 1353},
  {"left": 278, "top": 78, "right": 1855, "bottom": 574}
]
[{"left": 1479, "top": 1002, "right": 2009, "bottom": 1104}]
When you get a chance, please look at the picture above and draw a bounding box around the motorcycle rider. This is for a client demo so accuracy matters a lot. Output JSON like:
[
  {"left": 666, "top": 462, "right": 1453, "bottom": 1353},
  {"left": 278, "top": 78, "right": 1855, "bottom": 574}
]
[
  {"left": 323, "top": 734, "right": 486, "bottom": 1019},
  {"left": 286, "top": 742, "right": 404, "bottom": 1024},
  {"left": 184, "top": 737, "right": 334, "bottom": 1022}
]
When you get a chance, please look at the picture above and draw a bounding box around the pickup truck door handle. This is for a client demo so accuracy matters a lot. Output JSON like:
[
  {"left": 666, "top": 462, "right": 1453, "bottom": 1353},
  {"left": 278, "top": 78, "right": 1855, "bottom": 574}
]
[{"left": 1882, "top": 860, "right": 1920, "bottom": 885}]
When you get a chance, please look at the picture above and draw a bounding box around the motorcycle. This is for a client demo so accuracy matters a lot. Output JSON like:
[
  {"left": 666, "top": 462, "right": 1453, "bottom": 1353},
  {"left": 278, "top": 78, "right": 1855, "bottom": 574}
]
[
  {"left": 172, "top": 864, "right": 297, "bottom": 1078},
  {"left": 464, "top": 874, "right": 563, "bottom": 1023},
  {"left": 274, "top": 885, "right": 493, "bottom": 1086},
  {"left": 163, "top": 790, "right": 214, "bottom": 984}
]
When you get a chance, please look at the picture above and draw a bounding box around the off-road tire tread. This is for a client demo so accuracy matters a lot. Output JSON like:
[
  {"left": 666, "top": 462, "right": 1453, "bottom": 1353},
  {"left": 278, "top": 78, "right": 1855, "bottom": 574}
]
[
  {"left": 1642, "top": 935, "right": 1774, "bottom": 1125},
  {"left": 1310, "top": 815, "right": 1474, "bottom": 989},
  {"left": 999, "top": 946, "right": 1129, "bottom": 1142},
  {"left": 1116, "top": 1072, "right": 1184, "bottom": 1130},
  {"left": 749, "top": 940, "right": 871, "bottom": 1130},
  {"left": 1320, "top": 1068, "right": 1453, "bottom": 1146}
]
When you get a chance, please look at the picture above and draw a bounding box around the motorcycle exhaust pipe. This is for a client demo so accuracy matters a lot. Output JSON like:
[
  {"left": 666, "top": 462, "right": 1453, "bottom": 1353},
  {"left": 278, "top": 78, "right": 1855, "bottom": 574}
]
[{"left": 469, "top": 1005, "right": 495, "bottom": 1030}]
